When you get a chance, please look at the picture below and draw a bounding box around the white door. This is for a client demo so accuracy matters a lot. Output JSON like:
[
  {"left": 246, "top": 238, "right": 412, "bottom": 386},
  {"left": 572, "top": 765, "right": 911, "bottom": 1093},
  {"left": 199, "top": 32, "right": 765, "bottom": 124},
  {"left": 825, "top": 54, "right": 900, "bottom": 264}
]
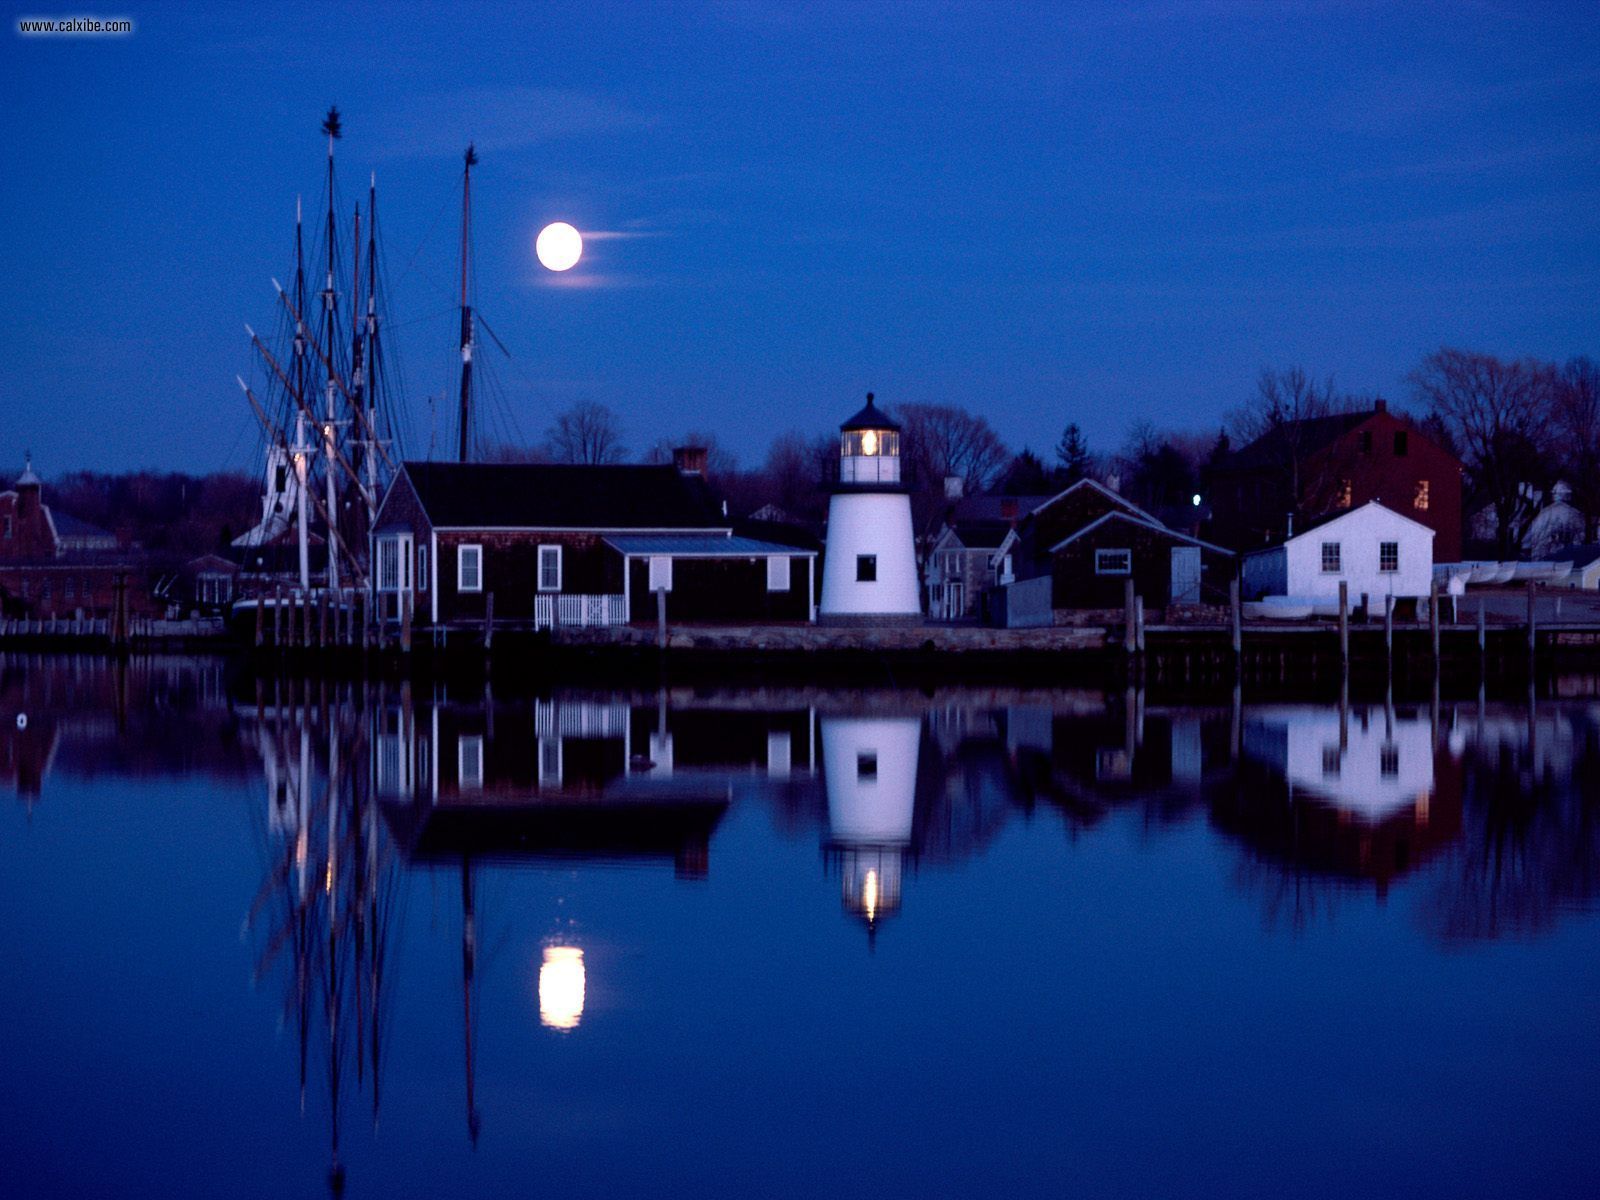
[{"left": 1170, "top": 546, "right": 1201, "bottom": 604}]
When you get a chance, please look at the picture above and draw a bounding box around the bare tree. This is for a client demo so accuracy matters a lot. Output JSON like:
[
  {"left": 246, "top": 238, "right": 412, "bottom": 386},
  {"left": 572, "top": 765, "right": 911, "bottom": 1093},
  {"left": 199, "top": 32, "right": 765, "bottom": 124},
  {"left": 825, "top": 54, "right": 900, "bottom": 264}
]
[
  {"left": 1225, "top": 366, "right": 1358, "bottom": 517},
  {"left": 1554, "top": 357, "right": 1600, "bottom": 541},
  {"left": 1409, "top": 348, "right": 1559, "bottom": 557},
  {"left": 543, "top": 402, "right": 627, "bottom": 465},
  {"left": 898, "top": 403, "right": 1010, "bottom": 495}
]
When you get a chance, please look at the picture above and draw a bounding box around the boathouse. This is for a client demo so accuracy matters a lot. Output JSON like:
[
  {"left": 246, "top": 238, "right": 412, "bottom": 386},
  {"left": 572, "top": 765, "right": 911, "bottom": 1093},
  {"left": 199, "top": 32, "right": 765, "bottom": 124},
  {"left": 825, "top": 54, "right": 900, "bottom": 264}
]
[
  {"left": 1241, "top": 500, "right": 1434, "bottom": 608},
  {"left": 369, "top": 459, "right": 817, "bottom": 629}
]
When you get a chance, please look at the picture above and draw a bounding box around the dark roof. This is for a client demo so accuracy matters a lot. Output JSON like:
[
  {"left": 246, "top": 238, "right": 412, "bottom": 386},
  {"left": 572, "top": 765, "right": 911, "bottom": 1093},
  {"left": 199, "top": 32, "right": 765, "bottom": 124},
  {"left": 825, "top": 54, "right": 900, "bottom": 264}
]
[
  {"left": 401, "top": 462, "right": 728, "bottom": 530},
  {"left": 605, "top": 534, "right": 816, "bottom": 557},
  {"left": 1215, "top": 411, "right": 1371, "bottom": 473},
  {"left": 840, "top": 393, "right": 900, "bottom": 432},
  {"left": 51, "top": 510, "right": 114, "bottom": 540},
  {"left": 1544, "top": 543, "right": 1600, "bottom": 568},
  {"left": 947, "top": 519, "right": 1014, "bottom": 549},
  {"left": 949, "top": 494, "right": 1053, "bottom": 522}
]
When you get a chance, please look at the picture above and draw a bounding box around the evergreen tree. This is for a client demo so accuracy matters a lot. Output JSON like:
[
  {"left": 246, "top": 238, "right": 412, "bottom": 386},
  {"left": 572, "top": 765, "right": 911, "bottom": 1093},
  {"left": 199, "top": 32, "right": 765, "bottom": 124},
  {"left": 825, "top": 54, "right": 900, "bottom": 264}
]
[{"left": 1056, "top": 423, "right": 1091, "bottom": 483}]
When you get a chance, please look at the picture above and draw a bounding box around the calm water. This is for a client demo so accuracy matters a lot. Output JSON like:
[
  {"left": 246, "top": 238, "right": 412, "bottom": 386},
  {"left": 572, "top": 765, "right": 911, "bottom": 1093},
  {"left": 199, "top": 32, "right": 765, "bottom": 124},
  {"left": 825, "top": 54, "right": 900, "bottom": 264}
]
[{"left": 3, "top": 657, "right": 1598, "bottom": 1199}]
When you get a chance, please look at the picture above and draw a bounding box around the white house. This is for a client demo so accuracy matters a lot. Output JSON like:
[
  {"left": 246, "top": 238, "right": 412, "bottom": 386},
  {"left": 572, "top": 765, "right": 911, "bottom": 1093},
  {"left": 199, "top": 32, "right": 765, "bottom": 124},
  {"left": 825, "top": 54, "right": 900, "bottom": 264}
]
[{"left": 1242, "top": 500, "right": 1433, "bottom": 607}]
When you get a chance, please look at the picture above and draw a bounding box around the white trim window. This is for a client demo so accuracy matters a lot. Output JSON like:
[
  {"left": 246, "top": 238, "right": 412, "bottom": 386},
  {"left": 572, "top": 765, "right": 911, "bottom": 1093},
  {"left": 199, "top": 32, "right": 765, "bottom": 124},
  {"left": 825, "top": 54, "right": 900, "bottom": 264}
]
[
  {"left": 648, "top": 555, "right": 674, "bottom": 592},
  {"left": 538, "top": 544, "right": 562, "bottom": 592},
  {"left": 376, "top": 535, "right": 410, "bottom": 592},
  {"left": 417, "top": 544, "right": 429, "bottom": 592},
  {"left": 1095, "top": 548, "right": 1132, "bottom": 575},
  {"left": 1379, "top": 541, "right": 1399, "bottom": 573},
  {"left": 458, "top": 735, "right": 484, "bottom": 791},
  {"left": 458, "top": 544, "right": 483, "bottom": 592},
  {"left": 766, "top": 555, "right": 791, "bottom": 592},
  {"left": 1320, "top": 542, "right": 1342, "bottom": 573}
]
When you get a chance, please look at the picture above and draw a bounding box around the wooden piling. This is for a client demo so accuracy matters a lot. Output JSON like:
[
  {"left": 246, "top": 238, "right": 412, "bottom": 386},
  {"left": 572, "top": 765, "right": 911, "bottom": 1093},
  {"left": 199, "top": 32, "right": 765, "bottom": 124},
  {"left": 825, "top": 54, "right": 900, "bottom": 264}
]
[
  {"left": 254, "top": 593, "right": 265, "bottom": 647},
  {"left": 1124, "top": 579, "right": 1137, "bottom": 658},
  {"left": 400, "top": 590, "right": 413, "bottom": 653},
  {"left": 1429, "top": 581, "right": 1440, "bottom": 661},
  {"left": 273, "top": 586, "right": 283, "bottom": 646},
  {"left": 1477, "top": 600, "right": 1486, "bottom": 670},
  {"left": 1133, "top": 595, "right": 1146, "bottom": 654},
  {"left": 1526, "top": 581, "right": 1537, "bottom": 659},
  {"left": 484, "top": 592, "right": 494, "bottom": 650},
  {"left": 317, "top": 589, "right": 328, "bottom": 649},
  {"left": 1338, "top": 581, "right": 1348, "bottom": 668},
  {"left": 656, "top": 587, "right": 668, "bottom": 649},
  {"left": 301, "top": 589, "right": 312, "bottom": 648},
  {"left": 1229, "top": 578, "right": 1242, "bottom": 657}
]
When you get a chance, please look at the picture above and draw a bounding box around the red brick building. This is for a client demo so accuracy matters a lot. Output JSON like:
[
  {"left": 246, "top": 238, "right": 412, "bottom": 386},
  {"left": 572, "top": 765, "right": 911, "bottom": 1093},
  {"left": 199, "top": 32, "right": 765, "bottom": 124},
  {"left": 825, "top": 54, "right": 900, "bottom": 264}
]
[
  {"left": 0, "top": 458, "right": 159, "bottom": 619},
  {"left": 1203, "top": 401, "right": 1463, "bottom": 562}
]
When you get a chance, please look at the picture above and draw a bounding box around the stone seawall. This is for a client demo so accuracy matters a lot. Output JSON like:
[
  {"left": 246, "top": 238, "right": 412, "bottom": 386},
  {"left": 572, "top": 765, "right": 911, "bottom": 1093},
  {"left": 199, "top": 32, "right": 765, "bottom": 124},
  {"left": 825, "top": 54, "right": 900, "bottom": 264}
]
[{"left": 552, "top": 623, "right": 1108, "bottom": 653}]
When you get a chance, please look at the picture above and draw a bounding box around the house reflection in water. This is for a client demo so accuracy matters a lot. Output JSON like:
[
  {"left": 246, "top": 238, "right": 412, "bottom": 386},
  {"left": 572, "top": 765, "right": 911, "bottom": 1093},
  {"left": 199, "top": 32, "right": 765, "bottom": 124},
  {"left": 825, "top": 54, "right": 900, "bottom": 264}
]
[
  {"left": 821, "top": 715, "right": 921, "bottom": 941},
  {"left": 1221, "top": 704, "right": 1463, "bottom": 899}
]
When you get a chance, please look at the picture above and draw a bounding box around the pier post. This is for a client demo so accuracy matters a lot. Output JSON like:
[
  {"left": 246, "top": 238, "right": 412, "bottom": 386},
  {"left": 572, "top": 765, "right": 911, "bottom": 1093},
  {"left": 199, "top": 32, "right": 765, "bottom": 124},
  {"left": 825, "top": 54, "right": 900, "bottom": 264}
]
[
  {"left": 1124, "top": 579, "right": 1137, "bottom": 659},
  {"left": 400, "top": 590, "right": 412, "bottom": 654},
  {"left": 1229, "top": 578, "right": 1242, "bottom": 659},
  {"left": 318, "top": 589, "right": 328, "bottom": 649},
  {"left": 301, "top": 589, "right": 312, "bottom": 648},
  {"left": 254, "top": 592, "right": 265, "bottom": 648},
  {"left": 484, "top": 592, "right": 494, "bottom": 651},
  {"left": 1429, "top": 581, "right": 1440, "bottom": 662},
  {"left": 656, "top": 587, "right": 668, "bottom": 649},
  {"left": 1526, "top": 581, "right": 1537, "bottom": 660},
  {"left": 1338, "top": 581, "right": 1348, "bottom": 669},
  {"left": 1477, "top": 599, "right": 1486, "bottom": 671},
  {"left": 1134, "top": 595, "right": 1145, "bottom": 655},
  {"left": 273, "top": 586, "right": 283, "bottom": 646}
]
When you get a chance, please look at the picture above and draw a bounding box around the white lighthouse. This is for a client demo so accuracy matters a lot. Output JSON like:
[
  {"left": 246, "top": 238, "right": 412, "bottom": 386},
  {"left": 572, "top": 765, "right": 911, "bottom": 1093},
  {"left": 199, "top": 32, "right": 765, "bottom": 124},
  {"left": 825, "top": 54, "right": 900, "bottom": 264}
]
[
  {"left": 818, "top": 394, "right": 922, "bottom": 624},
  {"left": 822, "top": 714, "right": 922, "bottom": 940}
]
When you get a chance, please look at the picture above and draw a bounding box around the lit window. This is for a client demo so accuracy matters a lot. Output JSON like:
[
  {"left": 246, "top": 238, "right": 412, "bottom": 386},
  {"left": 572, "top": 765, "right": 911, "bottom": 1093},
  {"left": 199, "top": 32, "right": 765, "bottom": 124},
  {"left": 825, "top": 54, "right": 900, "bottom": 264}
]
[
  {"left": 1414, "top": 480, "right": 1430, "bottom": 511},
  {"left": 1394, "top": 430, "right": 1409, "bottom": 457},
  {"left": 766, "top": 555, "right": 791, "bottom": 592},
  {"left": 1379, "top": 541, "right": 1399, "bottom": 573},
  {"left": 856, "top": 554, "right": 877, "bottom": 582},
  {"left": 417, "top": 544, "right": 429, "bottom": 591},
  {"left": 1321, "top": 542, "right": 1342, "bottom": 573},
  {"left": 538, "top": 545, "right": 562, "bottom": 592},
  {"left": 1095, "top": 548, "right": 1131, "bottom": 575},
  {"left": 1337, "top": 479, "right": 1353, "bottom": 507},
  {"left": 457, "top": 544, "right": 483, "bottom": 592}
]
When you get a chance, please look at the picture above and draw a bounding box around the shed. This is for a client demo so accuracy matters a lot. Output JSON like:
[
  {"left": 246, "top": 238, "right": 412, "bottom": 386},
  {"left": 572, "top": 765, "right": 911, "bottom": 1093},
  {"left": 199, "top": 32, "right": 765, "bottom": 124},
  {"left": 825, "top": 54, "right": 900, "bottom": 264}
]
[{"left": 1242, "top": 500, "right": 1433, "bottom": 606}]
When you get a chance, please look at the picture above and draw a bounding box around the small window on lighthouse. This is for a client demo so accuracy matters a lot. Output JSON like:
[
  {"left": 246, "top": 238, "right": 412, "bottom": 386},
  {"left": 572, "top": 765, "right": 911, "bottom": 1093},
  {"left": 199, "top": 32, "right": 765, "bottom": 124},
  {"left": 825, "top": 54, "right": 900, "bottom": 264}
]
[{"left": 856, "top": 554, "right": 877, "bottom": 582}]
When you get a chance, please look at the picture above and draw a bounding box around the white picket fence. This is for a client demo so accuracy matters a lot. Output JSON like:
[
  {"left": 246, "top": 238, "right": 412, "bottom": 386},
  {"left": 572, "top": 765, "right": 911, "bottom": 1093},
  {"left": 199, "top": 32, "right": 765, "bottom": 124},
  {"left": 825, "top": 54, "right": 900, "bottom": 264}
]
[{"left": 534, "top": 593, "right": 627, "bottom": 629}]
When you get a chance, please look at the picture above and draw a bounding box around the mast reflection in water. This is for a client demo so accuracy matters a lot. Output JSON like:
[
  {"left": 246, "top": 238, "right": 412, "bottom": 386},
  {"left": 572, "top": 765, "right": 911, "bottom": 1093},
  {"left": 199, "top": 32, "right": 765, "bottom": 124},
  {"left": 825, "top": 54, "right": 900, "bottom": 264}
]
[{"left": 2, "top": 654, "right": 1599, "bottom": 1198}]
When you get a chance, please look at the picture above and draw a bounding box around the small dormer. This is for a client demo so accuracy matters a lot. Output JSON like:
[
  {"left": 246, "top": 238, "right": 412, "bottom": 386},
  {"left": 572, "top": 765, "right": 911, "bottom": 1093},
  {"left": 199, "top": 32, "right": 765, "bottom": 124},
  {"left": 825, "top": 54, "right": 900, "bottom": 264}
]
[{"left": 839, "top": 393, "right": 901, "bottom": 485}]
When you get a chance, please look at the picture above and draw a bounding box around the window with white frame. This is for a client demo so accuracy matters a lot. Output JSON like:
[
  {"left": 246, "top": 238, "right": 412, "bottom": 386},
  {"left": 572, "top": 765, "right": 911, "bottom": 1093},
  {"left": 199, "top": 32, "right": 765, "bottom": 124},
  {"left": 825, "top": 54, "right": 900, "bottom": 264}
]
[
  {"left": 458, "top": 544, "right": 483, "bottom": 592},
  {"left": 766, "top": 555, "right": 791, "bottom": 592},
  {"left": 538, "top": 544, "right": 562, "bottom": 592},
  {"left": 1095, "top": 548, "right": 1131, "bottom": 575},
  {"left": 1321, "top": 542, "right": 1341, "bottom": 573},
  {"left": 377, "top": 538, "right": 401, "bottom": 591},
  {"left": 648, "top": 555, "right": 673, "bottom": 592},
  {"left": 458, "top": 735, "right": 484, "bottom": 790},
  {"left": 417, "top": 544, "right": 429, "bottom": 591},
  {"left": 1379, "top": 541, "right": 1399, "bottom": 573}
]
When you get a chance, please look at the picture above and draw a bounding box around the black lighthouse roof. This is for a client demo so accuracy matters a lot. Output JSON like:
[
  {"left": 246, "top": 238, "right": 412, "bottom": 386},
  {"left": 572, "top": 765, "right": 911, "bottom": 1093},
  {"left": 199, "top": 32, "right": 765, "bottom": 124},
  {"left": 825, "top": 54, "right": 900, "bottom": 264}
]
[{"left": 840, "top": 393, "right": 900, "bottom": 433}]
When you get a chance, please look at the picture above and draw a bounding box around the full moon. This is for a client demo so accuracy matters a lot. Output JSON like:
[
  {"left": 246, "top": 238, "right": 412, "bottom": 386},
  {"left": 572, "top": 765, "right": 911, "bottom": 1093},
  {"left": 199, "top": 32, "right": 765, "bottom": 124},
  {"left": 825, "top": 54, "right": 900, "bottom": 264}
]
[{"left": 535, "top": 222, "right": 583, "bottom": 272}]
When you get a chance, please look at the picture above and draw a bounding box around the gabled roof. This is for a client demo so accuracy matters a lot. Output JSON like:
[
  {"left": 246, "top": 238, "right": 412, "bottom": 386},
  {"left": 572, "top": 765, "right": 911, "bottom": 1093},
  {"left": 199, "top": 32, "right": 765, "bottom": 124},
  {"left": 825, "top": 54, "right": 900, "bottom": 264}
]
[
  {"left": 1029, "top": 477, "right": 1158, "bottom": 525},
  {"left": 1244, "top": 500, "right": 1436, "bottom": 555},
  {"left": 399, "top": 462, "right": 729, "bottom": 530},
  {"left": 51, "top": 511, "right": 114, "bottom": 541},
  {"left": 939, "top": 518, "right": 1014, "bottom": 550},
  {"left": 1046, "top": 510, "right": 1234, "bottom": 556}
]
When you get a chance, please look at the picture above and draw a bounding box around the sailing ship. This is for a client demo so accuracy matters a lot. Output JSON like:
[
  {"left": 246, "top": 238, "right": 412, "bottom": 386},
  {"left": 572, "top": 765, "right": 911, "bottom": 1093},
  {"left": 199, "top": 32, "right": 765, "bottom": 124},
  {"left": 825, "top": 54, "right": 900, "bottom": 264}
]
[{"left": 232, "top": 108, "right": 487, "bottom": 616}]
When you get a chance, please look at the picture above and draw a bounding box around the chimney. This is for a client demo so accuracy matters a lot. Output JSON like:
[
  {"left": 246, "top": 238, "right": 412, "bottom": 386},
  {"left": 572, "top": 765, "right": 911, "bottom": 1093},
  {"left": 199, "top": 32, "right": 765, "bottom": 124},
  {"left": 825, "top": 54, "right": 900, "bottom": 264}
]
[
  {"left": 1374, "top": 398, "right": 1387, "bottom": 414},
  {"left": 944, "top": 474, "right": 965, "bottom": 500},
  {"left": 673, "top": 446, "right": 708, "bottom": 476}
]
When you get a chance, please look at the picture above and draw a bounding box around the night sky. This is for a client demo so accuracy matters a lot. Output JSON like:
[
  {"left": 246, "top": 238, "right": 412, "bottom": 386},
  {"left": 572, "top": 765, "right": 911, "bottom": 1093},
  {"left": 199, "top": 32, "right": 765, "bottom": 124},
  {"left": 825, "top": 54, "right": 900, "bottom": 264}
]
[{"left": 3, "top": 1, "right": 1596, "bottom": 477}]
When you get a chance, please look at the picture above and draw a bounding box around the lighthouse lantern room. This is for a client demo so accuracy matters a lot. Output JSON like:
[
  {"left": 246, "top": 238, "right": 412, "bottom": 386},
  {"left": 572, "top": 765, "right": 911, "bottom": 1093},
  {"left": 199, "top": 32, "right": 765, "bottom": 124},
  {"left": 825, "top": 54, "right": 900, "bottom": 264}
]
[{"left": 818, "top": 394, "right": 922, "bottom": 624}]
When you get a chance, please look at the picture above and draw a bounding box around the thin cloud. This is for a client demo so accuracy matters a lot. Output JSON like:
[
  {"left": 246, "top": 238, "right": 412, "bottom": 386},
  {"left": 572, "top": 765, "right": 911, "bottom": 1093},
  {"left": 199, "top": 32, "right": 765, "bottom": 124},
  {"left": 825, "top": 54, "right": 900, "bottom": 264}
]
[{"left": 371, "top": 85, "right": 656, "bottom": 160}]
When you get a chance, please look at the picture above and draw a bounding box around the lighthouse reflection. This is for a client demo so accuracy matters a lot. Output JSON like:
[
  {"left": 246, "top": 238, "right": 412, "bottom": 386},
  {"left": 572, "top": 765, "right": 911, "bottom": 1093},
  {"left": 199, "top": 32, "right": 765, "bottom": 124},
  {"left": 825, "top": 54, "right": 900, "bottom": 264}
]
[{"left": 822, "top": 715, "right": 921, "bottom": 938}]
